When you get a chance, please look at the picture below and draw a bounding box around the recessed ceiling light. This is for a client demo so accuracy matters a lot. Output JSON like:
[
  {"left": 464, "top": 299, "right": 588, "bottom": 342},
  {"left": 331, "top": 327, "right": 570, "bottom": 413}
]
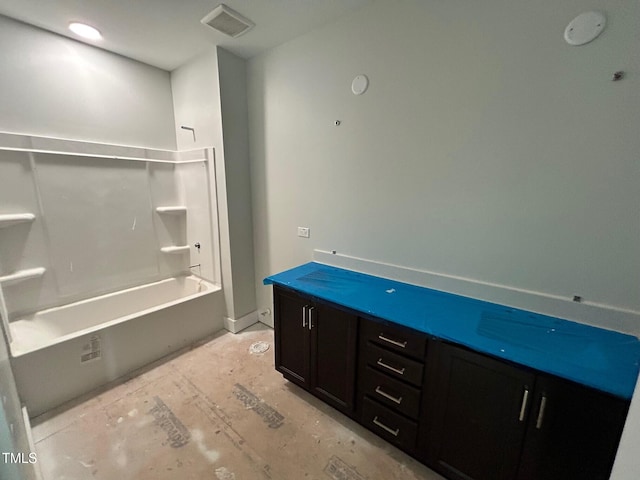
[{"left": 68, "top": 22, "right": 102, "bottom": 41}]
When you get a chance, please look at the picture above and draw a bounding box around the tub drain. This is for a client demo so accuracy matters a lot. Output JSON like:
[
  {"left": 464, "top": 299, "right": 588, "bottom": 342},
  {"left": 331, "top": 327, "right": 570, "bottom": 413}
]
[{"left": 249, "top": 341, "right": 270, "bottom": 354}]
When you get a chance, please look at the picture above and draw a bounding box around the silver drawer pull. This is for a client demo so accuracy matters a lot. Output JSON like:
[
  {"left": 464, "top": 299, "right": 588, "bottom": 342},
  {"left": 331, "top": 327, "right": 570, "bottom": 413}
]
[
  {"left": 376, "top": 358, "right": 405, "bottom": 375},
  {"left": 536, "top": 395, "right": 548, "bottom": 430},
  {"left": 302, "top": 305, "right": 307, "bottom": 328},
  {"left": 378, "top": 334, "right": 407, "bottom": 348},
  {"left": 375, "top": 386, "right": 403, "bottom": 405},
  {"left": 372, "top": 416, "right": 399, "bottom": 437}
]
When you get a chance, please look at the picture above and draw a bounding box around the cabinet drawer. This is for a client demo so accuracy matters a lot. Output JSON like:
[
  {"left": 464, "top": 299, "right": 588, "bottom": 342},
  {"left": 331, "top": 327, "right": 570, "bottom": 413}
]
[
  {"left": 362, "top": 366, "right": 421, "bottom": 419},
  {"left": 362, "top": 397, "right": 418, "bottom": 452},
  {"left": 361, "top": 318, "right": 427, "bottom": 360},
  {"left": 365, "top": 343, "right": 424, "bottom": 387}
]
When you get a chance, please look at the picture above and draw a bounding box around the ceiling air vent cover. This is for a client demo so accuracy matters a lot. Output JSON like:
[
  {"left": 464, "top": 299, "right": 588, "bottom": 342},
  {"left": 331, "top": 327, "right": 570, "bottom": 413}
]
[{"left": 201, "top": 4, "right": 255, "bottom": 38}]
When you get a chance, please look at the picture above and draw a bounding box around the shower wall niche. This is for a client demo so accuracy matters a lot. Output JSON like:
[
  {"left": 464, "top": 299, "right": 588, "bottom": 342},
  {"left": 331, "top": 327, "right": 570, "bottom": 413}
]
[{"left": 0, "top": 142, "right": 218, "bottom": 322}]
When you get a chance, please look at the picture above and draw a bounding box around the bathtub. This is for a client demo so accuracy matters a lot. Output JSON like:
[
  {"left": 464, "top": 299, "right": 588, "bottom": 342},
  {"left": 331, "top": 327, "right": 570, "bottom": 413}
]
[{"left": 9, "top": 275, "right": 223, "bottom": 417}]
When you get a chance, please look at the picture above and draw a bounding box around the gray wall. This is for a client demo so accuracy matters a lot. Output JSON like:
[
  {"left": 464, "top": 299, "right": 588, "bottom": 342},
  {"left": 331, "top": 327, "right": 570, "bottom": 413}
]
[
  {"left": 171, "top": 48, "right": 256, "bottom": 321},
  {"left": 0, "top": 15, "right": 176, "bottom": 150},
  {"left": 248, "top": 0, "right": 640, "bottom": 328},
  {"left": 217, "top": 48, "right": 257, "bottom": 319},
  {"left": 247, "top": 1, "right": 640, "bottom": 476}
]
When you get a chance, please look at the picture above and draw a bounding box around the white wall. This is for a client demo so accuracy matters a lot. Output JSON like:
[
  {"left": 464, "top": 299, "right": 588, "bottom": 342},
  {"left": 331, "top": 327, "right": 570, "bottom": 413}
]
[
  {"left": 611, "top": 373, "right": 640, "bottom": 479},
  {"left": 171, "top": 48, "right": 257, "bottom": 324},
  {"left": 0, "top": 15, "right": 175, "bottom": 150},
  {"left": 247, "top": 0, "right": 640, "bottom": 474},
  {"left": 217, "top": 48, "right": 257, "bottom": 319},
  {"left": 247, "top": 0, "right": 640, "bottom": 332}
]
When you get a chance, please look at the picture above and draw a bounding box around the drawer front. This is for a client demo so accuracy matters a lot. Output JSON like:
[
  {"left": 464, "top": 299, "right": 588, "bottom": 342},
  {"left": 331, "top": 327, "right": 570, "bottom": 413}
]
[
  {"left": 361, "top": 318, "right": 427, "bottom": 360},
  {"left": 362, "top": 397, "right": 418, "bottom": 452},
  {"left": 362, "top": 366, "right": 421, "bottom": 419},
  {"left": 365, "top": 343, "right": 424, "bottom": 387}
]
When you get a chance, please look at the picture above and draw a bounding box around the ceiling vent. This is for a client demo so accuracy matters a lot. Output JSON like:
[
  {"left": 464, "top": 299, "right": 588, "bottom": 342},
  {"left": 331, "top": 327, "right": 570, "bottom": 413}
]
[{"left": 201, "top": 4, "right": 255, "bottom": 38}]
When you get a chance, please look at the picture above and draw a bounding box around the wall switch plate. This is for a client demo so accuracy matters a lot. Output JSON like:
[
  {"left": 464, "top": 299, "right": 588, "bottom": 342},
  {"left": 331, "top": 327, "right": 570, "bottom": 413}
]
[{"left": 297, "top": 227, "right": 310, "bottom": 238}]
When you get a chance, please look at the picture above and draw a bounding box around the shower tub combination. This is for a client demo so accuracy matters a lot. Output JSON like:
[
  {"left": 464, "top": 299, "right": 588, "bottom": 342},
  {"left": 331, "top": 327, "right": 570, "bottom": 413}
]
[{"left": 9, "top": 275, "right": 223, "bottom": 417}]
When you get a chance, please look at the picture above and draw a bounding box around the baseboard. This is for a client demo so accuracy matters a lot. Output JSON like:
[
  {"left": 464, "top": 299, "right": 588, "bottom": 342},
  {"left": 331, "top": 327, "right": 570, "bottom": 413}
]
[
  {"left": 313, "top": 249, "right": 640, "bottom": 337},
  {"left": 224, "top": 310, "right": 259, "bottom": 334}
]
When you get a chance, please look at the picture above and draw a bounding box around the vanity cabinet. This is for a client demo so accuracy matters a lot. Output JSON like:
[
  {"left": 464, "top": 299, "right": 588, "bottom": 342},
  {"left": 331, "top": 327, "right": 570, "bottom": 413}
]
[
  {"left": 422, "top": 341, "right": 629, "bottom": 480},
  {"left": 273, "top": 286, "right": 358, "bottom": 414},
  {"left": 272, "top": 284, "right": 630, "bottom": 480},
  {"left": 515, "top": 373, "right": 629, "bottom": 480},
  {"left": 357, "top": 317, "right": 428, "bottom": 454}
]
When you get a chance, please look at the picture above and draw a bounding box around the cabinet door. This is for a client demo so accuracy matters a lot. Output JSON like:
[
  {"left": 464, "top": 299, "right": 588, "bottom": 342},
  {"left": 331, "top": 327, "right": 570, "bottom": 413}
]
[
  {"left": 516, "top": 374, "right": 629, "bottom": 480},
  {"left": 309, "top": 303, "right": 358, "bottom": 414},
  {"left": 424, "top": 342, "right": 534, "bottom": 480},
  {"left": 274, "top": 287, "right": 310, "bottom": 387}
]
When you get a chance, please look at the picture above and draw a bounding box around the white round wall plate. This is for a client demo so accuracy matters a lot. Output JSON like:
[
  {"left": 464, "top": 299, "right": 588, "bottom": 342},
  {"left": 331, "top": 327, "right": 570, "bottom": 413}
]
[
  {"left": 564, "top": 11, "right": 606, "bottom": 46},
  {"left": 351, "top": 74, "right": 369, "bottom": 95}
]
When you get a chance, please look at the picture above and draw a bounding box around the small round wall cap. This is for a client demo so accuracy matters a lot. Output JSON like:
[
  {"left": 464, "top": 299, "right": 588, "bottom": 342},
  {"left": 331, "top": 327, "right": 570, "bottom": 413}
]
[
  {"left": 351, "top": 74, "right": 369, "bottom": 95},
  {"left": 564, "top": 11, "right": 606, "bottom": 46}
]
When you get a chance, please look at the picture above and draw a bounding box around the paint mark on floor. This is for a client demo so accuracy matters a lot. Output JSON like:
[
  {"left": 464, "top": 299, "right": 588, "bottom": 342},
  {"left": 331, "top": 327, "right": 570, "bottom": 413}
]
[
  {"left": 232, "top": 384, "right": 284, "bottom": 429},
  {"left": 215, "top": 466, "right": 236, "bottom": 479},
  {"left": 149, "top": 396, "right": 190, "bottom": 447},
  {"left": 249, "top": 341, "right": 270, "bottom": 354},
  {"left": 191, "top": 429, "right": 220, "bottom": 463},
  {"left": 324, "top": 455, "right": 366, "bottom": 480},
  {"left": 112, "top": 441, "right": 127, "bottom": 468}
]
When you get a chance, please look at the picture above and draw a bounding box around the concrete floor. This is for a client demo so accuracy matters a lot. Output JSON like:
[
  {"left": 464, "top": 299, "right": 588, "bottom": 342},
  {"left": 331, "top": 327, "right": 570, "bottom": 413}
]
[{"left": 31, "top": 324, "right": 444, "bottom": 480}]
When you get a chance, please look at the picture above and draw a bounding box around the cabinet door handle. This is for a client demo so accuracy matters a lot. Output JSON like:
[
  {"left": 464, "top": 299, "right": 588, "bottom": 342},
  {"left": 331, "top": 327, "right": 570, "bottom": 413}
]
[
  {"left": 376, "top": 358, "right": 405, "bottom": 375},
  {"left": 519, "top": 387, "right": 530, "bottom": 422},
  {"left": 378, "top": 334, "right": 407, "bottom": 349},
  {"left": 375, "top": 386, "right": 403, "bottom": 405},
  {"left": 307, "top": 306, "right": 315, "bottom": 330},
  {"left": 535, "top": 395, "right": 548, "bottom": 429},
  {"left": 372, "top": 416, "right": 399, "bottom": 437},
  {"left": 302, "top": 305, "right": 307, "bottom": 328},
  {"left": 307, "top": 307, "right": 316, "bottom": 330}
]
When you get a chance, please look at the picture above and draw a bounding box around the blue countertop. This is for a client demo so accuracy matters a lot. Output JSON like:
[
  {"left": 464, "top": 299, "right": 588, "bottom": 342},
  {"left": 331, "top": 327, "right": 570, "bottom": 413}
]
[{"left": 264, "top": 262, "right": 640, "bottom": 399}]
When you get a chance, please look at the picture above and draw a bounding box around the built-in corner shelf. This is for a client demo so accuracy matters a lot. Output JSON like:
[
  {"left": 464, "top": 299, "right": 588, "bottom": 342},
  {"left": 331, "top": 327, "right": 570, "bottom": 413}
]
[
  {"left": 0, "top": 267, "right": 46, "bottom": 287},
  {"left": 160, "top": 246, "right": 190, "bottom": 254},
  {"left": 0, "top": 213, "right": 36, "bottom": 229},
  {"left": 156, "top": 206, "right": 187, "bottom": 215}
]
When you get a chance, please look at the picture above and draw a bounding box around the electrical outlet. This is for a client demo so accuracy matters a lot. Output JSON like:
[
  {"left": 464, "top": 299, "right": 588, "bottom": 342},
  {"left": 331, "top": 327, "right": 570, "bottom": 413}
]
[{"left": 297, "top": 227, "right": 310, "bottom": 238}]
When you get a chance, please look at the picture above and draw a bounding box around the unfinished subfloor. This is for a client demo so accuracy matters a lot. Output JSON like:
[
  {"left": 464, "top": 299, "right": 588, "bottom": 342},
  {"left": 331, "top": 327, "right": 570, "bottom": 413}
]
[{"left": 31, "top": 324, "right": 444, "bottom": 480}]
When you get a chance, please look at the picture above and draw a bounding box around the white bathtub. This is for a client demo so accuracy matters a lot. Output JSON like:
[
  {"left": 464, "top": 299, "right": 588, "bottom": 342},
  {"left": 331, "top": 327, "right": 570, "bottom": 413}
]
[{"left": 9, "top": 275, "right": 223, "bottom": 417}]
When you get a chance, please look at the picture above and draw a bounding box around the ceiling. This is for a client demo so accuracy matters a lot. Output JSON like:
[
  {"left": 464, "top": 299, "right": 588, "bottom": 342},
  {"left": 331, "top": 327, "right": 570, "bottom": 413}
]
[{"left": 0, "top": 0, "right": 371, "bottom": 71}]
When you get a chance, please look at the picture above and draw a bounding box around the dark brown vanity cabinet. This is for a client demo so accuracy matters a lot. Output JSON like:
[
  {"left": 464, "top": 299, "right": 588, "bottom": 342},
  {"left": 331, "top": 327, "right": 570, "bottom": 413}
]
[
  {"left": 421, "top": 341, "right": 535, "bottom": 480},
  {"left": 273, "top": 286, "right": 358, "bottom": 415},
  {"left": 422, "top": 341, "right": 629, "bottom": 480},
  {"left": 357, "top": 317, "right": 428, "bottom": 454},
  {"left": 515, "top": 374, "right": 629, "bottom": 480},
  {"left": 272, "top": 286, "right": 630, "bottom": 480}
]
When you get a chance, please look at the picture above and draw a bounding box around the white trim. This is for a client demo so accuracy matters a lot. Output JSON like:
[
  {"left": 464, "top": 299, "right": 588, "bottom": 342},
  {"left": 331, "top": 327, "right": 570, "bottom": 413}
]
[
  {"left": 22, "top": 406, "right": 43, "bottom": 480},
  {"left": 313, "top": 250, "right": 640, "bottom": 337},
  {"left": 224, "top": 310, "right": 258, "bottom": 334},
  {"left": 0, "top": 284, "right": 11, "bottom": 343},
  {"left": 0, "top": 131, "right": 210, "bottom": 164}
]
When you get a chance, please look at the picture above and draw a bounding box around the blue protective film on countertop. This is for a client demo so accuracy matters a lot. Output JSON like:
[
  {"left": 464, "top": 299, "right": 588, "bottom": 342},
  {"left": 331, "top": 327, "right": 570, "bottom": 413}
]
[{"left": 264, "top": 262, "right": 640, "bottom": 399}]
